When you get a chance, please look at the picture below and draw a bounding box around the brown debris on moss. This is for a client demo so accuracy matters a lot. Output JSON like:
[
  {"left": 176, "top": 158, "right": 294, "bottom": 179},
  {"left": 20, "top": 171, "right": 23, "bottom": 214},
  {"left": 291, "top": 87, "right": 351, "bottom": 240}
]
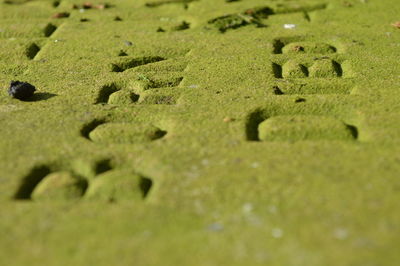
[
  {"left": 52, "top": 12, "right": 70, "bottom": 18},
  {"left": 391, "top": 21, "right": 400, "bottom": 28}
]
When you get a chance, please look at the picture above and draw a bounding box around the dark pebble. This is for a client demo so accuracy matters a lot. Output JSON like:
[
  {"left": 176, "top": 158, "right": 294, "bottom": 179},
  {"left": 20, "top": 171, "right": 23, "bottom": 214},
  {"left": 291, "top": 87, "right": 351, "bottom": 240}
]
[{"left": 8, "top": 81, "right": 36, "bottom": 100}]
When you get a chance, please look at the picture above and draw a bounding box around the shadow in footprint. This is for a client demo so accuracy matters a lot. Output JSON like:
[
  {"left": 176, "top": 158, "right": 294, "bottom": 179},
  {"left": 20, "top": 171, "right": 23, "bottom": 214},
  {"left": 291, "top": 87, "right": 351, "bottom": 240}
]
[
  {"left": 26, "top": 92, "right": 57, "bottom": 102},
  {"left": 95, "top": 159, "right": 113, "bottom": 175},
  {"left": 139, "top": 176, "right": 153, "bottom": 198},
  {"left": 43, "top": 23, "right": 57, "bottom": 37},
  {"left": 14, "top": 165, "right": 51, "bottom": 199},
  {"left": 81, "top": 119, "right": 106, "bottom": 139},
  {"left": 25, "top": 43, "right": 40, "bottom": 60}
]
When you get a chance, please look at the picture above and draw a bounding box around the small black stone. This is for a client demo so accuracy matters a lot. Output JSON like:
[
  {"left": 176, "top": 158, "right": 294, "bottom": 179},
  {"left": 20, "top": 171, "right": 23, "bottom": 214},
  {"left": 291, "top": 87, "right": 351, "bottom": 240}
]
[{"left": 8, "top": 81, "right": 36, "bottom": 100}]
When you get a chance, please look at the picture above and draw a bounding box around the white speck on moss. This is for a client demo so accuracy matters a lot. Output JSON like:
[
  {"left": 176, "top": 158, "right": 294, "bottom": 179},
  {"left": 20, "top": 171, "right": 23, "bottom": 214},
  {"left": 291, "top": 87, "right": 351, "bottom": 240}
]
[
  {"left": 268, "top": 205, "right": 277, "bottom": 214},
  {"left": 201, "top": 159, "right": 209, "bottom": 166},
  {"left": 141, "top": 230, "right": 152, "bottom": 238},
  {"left": 333, "top": 228, "right": 349, "bottom": 240},
  {"left": 0, "top": 105, "right": 22, "bottom": 113},
  {"left": 284, "top": 24, "right": 296, "bottom": 29},
  {"left": 271, "top": 228, "right": 284, "bottom": 238},
  {"left": 207, "top": 223, "right": 224, "bottom": 232},
  {"left": 124, "top": 40, "right": 133, "bottom": 46},
  {"left": 242, "top": 203, "right": 254, "bottom": 214}
]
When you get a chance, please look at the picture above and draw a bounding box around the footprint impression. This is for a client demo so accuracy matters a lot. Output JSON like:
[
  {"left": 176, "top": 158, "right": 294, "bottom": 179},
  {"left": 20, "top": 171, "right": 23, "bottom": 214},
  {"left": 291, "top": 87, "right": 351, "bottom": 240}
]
[
  {"left": 97, "top": 51, "right": 189, "bottom": 105},
  {"left": 271, "top": 37, "right": 353, "bottom": 95},
  {"left": 207, "top": 3, "right": 327, "bottom": 33},
  {"left": 14, "top": 160, "right": 153, "bottom": 203},
  {"left": 246, "top": 36, "right": 358, "bottom": 142}
]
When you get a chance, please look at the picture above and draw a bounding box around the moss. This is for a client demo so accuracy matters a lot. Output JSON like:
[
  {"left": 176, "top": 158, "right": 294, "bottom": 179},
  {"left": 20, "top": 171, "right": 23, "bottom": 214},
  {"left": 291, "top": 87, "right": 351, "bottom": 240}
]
[
  {"left": 309, "top": 59, "right": 342, "bottom": 78},
  {"left": 208, "top": 14, "right": 251, "bottom": 33},
  {"left": 282, "top": 60, "right": 309, "bottom": 78},
  {"left": 282, "top": 42, "right": 337, "bottom": 54},
  {"left": 89, "top": 122, "right": 166, "bottom": 144},
  {"left": 85, "top": 169, "right": 152, "bottom": 202},
  {"left": 107, "top": 90, "right": 140, "bottom": 104},
  {"left": 138, "top": 93, "right": 176, "bottom": 104},
  {"left": 31, "top": 171, "right": 87, "bottom": 201},
  {"left": 110, "top": 56, "right": 165, "bottom": 72},
  {"left": 171, "top": 21, "right": 190, "bottom": 31},
  {"left": 258, "top": 115, "right": 357, "bottom": 141},
  {"left": 1, "top": 0, "right": 400, "bottom": 265}
]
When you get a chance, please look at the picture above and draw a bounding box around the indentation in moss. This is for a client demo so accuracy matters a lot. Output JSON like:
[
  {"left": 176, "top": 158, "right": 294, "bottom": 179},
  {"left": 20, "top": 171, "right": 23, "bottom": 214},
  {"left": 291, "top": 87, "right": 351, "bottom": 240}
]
[
  {"left": 14, "top": 165, "right": 52, "bottom": 199},
  {"left": 95, "top": 83, "right": 120, "bottom": 103},
  {"left": 81, "top": 119, "right": 106, "bottom": 139},
  {"left": 88, "top": 122, "right": 167, "bottom": 144},
  {"left": 272, "top": 63, "right": 283, "bottom": 78},
  {"left": 25, "top": 43, "right": 40, "bottom": 59},
  {"left": 43, "top": 23, "right": 57, "bottom": 37},
  {"left": 111, "top": 56, "right": 166, "bottom": 72},
  {"left": 145, "top": 0, "right": 197, "bottom": 8}
]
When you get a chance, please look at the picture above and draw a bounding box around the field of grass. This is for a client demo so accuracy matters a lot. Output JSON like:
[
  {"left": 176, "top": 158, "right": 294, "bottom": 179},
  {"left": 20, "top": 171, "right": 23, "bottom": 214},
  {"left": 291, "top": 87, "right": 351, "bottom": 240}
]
[{"left": 1, "top": 0, "right": 400, "bottom": 265}]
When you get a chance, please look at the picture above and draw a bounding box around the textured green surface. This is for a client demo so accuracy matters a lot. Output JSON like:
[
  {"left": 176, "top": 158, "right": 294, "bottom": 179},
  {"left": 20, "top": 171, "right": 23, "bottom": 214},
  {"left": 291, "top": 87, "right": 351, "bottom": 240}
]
[{"left": 1, "top": 0, "right": 400, "bottom": 265}]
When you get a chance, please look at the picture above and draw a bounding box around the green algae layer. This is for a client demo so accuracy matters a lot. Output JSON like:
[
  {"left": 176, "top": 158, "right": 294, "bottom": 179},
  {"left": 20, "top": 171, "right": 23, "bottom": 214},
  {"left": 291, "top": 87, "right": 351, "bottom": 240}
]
[{"left": 1, "top": 0, "right": 400, "bottom": 265}]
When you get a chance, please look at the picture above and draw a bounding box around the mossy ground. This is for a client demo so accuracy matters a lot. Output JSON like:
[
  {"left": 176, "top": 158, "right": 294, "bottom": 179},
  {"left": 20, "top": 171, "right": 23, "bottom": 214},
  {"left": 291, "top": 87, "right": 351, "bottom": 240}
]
[{"left": 1, "top": 0, "right": 400, "bottom": 265}]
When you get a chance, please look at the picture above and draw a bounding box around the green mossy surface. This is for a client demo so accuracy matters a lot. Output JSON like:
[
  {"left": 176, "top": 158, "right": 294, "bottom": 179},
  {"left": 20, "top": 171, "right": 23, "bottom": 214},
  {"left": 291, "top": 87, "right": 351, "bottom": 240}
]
[
  {"left": 258, "top": 115, "right": 355, "bottom": 141},
  {"left": 107, "top": 89, "right": 139, "bottom": 105},
  {"left": 89, "top": 122, "right": 166, "bottom": 144},
  {"left": 85, "top": 169, "right": 151, "bottom": 202},
  {"left": 309, "top": 59, "right": 341, "bottom": 78},
  {"left": 282, "top": 59, "right": 309, "bottom": 78},
  {"left": 282, "top": 42, "right": 337, "bottom": 54},
  {"left": 1, "top": 0, "right": 400, "bottom": 265},
  {"left": 31, "top": 171, "right": 87, "bottom": 200}
]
